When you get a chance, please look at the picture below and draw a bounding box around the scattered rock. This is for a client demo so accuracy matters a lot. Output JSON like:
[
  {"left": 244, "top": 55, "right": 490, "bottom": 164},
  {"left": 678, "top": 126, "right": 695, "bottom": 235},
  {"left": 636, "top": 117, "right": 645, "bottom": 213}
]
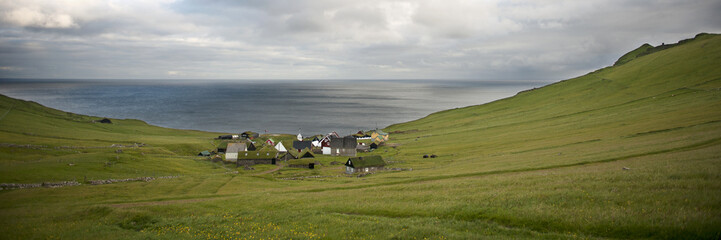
[
  {"left": 243, "top": 166, "right": 255, "bottom": 170},
  {"left": 423, "top": 154, "right": 429, "bottom": 158},
  {"left": 115, "top": 149, "right": 123, "bottom": 153},
  {"left": 99, "top": 118, "right": 112, "bottom": 124},
  {"left": 622, "top": 167, "right": 630, "bottom": 170},
  {"left": 68, "top": 163, "right": 75, "bottom": 166},
  {"left": 430, "top": 154, "right": 438, "bottom": 158}
]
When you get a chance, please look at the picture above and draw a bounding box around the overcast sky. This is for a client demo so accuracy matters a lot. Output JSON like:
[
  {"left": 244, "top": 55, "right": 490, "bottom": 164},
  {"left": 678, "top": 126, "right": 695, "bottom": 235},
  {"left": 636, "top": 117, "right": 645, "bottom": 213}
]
[{"left": 1, "top": 0, "right": 719, "bottom": 80}]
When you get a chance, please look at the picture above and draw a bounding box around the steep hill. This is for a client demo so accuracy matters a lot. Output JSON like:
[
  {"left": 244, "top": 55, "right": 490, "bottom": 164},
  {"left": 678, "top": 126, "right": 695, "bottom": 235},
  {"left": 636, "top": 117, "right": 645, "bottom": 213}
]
[{"left": 385, "top": 33, "right": 721, "bottom": 176}]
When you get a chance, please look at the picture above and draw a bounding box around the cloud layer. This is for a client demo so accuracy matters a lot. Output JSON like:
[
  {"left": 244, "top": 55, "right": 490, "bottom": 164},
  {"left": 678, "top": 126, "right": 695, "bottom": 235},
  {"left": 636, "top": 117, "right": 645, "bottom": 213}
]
[{"left": 1, "top": 0, "right": 720, "bottom": 80}]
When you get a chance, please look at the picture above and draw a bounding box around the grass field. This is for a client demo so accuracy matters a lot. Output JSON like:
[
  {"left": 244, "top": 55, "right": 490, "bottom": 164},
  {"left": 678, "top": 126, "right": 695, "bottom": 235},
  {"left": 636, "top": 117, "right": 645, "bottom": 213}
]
[{"left": 1, "top": 33, "right": 720, "bottom": 239}]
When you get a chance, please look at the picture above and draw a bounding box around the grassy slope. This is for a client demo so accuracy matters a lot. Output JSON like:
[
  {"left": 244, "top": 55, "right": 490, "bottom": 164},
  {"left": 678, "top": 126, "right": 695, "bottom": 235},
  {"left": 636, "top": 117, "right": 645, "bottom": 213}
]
[
  {"left": 0, "top": 95, "right": 229, "bottom": 182},
  {"left": 0, "top": 34, "right": 720, "bottom": 239}
]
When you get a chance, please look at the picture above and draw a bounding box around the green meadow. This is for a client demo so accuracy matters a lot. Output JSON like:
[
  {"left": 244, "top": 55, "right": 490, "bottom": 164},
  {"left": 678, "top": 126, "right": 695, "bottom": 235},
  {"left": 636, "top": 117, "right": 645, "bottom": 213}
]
[{"left": 1, "top": 33, "right": 720, "bottom": 239}]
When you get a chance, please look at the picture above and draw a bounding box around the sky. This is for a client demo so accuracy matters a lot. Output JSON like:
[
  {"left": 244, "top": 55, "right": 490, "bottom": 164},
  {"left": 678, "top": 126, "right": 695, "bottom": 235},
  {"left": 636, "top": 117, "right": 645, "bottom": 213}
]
[{"left": 1, "top": 0, "right": 720, "bottom": 80}]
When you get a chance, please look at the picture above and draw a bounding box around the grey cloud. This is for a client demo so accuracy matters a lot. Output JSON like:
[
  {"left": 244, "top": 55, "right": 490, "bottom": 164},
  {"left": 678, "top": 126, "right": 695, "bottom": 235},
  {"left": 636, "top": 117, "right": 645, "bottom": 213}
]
[{"left": 1, "top": 0, "right": 720, "bottom": 80}]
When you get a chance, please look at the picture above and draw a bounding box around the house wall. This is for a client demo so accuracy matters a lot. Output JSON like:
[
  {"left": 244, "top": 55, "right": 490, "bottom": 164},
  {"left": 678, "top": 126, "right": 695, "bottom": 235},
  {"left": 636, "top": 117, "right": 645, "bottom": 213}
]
[
  {"left": 237, "top": 159, "right": 275, "bottom": 166},
  {"left": 225, "top": 153, "right": 238, "bottom": 162},
  {"left": 331, "top": 147, "right": 356, "bottom": 157},
  {"left": 346, "top": 166, "right": 382, "bottom": 174},
  {"left": 322, "top": 147, "right": 331, "bottom": 155}
]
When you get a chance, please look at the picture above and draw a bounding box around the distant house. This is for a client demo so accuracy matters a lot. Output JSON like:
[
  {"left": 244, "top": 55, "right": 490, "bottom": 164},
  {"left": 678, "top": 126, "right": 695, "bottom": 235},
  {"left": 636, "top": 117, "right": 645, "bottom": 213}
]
[
  {"left": 224, "top": 142, "right": 248, "bottom": 162},
  {"left": 237, "top": 149, "right": 278, "bottom": 166},
  {"left": 320, "top": 132, "right": 340, "bottom": 155},
  {"left": 312, "top": 136, "right": 322, "bottom": 147},
  {"left": 265, "top": 138, "right": 276, "bottom": 146},
  {"left": 293, "top": 141, "right": 313, "bottom": 152},
  {"left": 241, "top": 131, "right": 259, "bottom": 140},
  {"left": 330, "top": 136, "right": 357, "bottom": 156},
  {"left": 352, "top": 131, "right": 371, "bottom": 140},
  {"left": 345, "top": 155, "right": 385, "bottom": 174},
  {"left": 274, "top": 142, "right": 287, "bottom": 152},
  {"left": 217, "top": 135, "right": 233, "bottom": 140},
  {"left": 369, "top": 130, "right": 389, "bottom": 143},
  {"left": 198, "top": 150, "right": 211, "bottom": 157},
  {"left": 297, "top": 133, "right": 303, "bottom": 141}
]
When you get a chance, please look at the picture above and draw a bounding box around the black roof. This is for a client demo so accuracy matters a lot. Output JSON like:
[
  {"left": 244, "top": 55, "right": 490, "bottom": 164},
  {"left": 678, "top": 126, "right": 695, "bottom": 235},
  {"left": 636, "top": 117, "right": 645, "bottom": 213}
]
[{"left": 293, "top": 141, "right": 313, "bottom": 150}]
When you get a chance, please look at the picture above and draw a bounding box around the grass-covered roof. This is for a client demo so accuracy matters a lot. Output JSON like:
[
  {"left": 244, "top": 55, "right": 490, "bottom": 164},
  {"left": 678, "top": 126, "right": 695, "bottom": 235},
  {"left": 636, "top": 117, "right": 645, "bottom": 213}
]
[{"left": 346, "top": 155, "right": 385, "bottom": 168}]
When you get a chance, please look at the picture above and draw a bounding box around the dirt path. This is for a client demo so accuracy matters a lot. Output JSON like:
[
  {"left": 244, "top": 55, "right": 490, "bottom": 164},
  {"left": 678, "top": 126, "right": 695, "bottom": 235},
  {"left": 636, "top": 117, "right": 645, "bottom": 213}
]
[
  {"left": 252, "top": 165, "right": 282, "bottom": 176},
  {"left": 109, "top": 196, "right": 236, "bottom": 208}
]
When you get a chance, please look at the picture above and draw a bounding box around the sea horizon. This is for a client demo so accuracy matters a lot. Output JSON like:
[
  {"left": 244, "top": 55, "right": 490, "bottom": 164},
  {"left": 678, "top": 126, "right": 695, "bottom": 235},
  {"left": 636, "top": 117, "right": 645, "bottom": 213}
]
[{"left": 0, "top": 79, "right": 553, "bottom": 135}]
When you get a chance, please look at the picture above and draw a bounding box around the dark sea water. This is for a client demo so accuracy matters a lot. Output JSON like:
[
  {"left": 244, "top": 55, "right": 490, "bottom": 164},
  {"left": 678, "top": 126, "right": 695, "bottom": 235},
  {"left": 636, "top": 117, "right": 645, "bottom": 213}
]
[{"left": 0, "top": 79, "right": 551, "bottom": 135}]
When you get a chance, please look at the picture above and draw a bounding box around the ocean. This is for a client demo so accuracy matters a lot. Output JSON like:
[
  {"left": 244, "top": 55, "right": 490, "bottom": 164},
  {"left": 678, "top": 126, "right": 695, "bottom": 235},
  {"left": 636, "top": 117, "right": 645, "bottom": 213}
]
[{"left": 0, "top": 79, "right": 551, "bottom": 135}]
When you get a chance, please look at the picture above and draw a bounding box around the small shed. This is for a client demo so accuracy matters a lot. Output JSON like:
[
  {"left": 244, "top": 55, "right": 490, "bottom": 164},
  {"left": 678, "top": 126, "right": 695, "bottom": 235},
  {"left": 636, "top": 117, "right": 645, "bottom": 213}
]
[
  {"left": 369, "top": 142, "right": 378, "bottom": 150},
  {"left": 198, "top": 150, "right": 211, "bottom": 157},
  {"left": 265, "top": 138, "right": 276, "bottom": 146},
  {"left": 345, "top": 155, "right": 386, "bottom": 174}
]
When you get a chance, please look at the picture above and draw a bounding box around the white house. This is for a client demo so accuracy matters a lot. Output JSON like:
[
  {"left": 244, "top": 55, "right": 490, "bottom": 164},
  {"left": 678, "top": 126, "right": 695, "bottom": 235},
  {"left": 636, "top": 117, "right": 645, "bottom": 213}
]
[{"left": 224, "top": 142, "right": 247, "bottom": 162}]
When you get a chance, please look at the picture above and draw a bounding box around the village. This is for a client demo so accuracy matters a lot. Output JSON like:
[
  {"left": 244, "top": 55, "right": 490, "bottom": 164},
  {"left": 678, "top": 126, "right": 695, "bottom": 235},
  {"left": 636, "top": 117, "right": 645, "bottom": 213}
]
[{"left": 198, "top": 130, "right": 392, "bottom": 175}]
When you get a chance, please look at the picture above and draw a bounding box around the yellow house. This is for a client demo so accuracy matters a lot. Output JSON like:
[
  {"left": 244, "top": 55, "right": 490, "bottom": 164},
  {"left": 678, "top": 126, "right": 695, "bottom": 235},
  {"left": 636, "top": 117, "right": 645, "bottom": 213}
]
[{"left": 369, "top": 130, "right": 389, "bottom": 143}]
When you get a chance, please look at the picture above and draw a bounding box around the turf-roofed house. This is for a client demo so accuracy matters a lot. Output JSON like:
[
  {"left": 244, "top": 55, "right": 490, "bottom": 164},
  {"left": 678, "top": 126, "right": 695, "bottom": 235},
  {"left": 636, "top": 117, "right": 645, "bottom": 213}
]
[
  {"left": 344, "top": 155, "right": 386, "bottom": 174},
  {"left": 237, "top": 149, "right": 278, "bottom": 166}
]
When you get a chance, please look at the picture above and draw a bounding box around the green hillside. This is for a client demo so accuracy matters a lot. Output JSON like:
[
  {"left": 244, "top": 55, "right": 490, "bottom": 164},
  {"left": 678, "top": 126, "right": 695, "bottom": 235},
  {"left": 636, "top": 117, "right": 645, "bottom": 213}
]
[
  {"left": 0, "top": 95, "right": 227, "bottom": 183},
  {"left": 1, "top": 33, "right": 720, "bottom": 239}
]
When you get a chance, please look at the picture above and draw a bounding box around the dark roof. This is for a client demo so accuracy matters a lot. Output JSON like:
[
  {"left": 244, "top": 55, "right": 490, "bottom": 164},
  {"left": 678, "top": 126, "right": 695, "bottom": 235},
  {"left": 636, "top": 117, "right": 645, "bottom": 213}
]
[
  {"left": 293, "top": 141, "right": 313, "bottom": 150},
  {"left": 330, "top": 136, "right": 356, "bottom": 149},
  {"left": 345, "top": 155, "right": 385, "bottom": 168},
  {"left": 218, "top": 135, "right": 233, "bottom": 139},
  {"left": 238, "top": 149, "right": 278, "bottom": 160}
]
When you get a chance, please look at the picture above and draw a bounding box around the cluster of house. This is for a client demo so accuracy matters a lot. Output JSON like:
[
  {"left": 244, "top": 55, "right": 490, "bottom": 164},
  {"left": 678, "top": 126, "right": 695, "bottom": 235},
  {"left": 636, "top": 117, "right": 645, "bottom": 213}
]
[{"left": 201, "top": 130, "right": 390, "bottom": 174}]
